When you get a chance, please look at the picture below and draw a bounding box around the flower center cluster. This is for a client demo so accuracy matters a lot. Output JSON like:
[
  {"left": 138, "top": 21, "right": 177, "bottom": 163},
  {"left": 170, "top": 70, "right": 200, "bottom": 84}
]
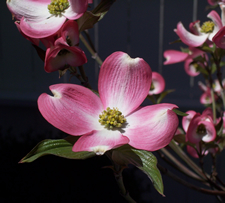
[
  {"left": 200, "top": 21, "right": 214, "bottom": 33},
  {"left": 196, "top": 124, "right": 206, "bottom": 135},
  {"left": 48, "top": 0, "right": 70, "bottom": 16},
  {"left": 150, "top": 82, "right": 155, "bottom": 91},
  {"left": 99, "top": 107, "right": 126, "bottom": 129}
]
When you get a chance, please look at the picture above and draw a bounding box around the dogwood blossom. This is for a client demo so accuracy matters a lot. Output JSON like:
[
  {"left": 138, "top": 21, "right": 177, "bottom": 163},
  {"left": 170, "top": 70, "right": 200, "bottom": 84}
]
[
  {"left": 38, "top": 51, "right": 179, "bottom": 155},
  {"left": 6, "top": 0, "right": 89, "bottom": 38}
]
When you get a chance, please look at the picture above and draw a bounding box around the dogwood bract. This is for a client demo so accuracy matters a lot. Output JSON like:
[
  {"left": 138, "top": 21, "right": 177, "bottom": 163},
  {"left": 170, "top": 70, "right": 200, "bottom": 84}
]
[{"left": 38, "top": 51, "right": 179, "bottom": 155}]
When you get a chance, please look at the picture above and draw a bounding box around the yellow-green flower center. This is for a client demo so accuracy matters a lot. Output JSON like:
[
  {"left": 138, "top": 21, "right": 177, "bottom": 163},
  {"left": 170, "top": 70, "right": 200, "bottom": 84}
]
[
  {"left": 150, "top": 82, "right": 155, "bottom": 91},
  {"left": 99, "top": 107, "right": 126, "bottom": 129},
  {"left": 196, "top": 124, "right": 206, "bottom": 135},
  {"left": 48, "top": 0, "right": 70, "bottom": 16},
  {"left": 201, "top": 21, "right": 214, "bottom": 33}
]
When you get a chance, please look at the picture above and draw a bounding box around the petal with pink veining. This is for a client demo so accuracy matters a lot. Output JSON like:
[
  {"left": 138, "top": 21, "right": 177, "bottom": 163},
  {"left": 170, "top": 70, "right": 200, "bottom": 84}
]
[
  {"left": 98, "top": 51, "right": 152, "bottom": 116},
  {"left": 175, "top": 22, "right": 208, "bottom": 47},
  {"left": 73, "top": 130, "right": 129, "bottom": 155},
  {"left": 38, "top": 84, "right": 104, "bottom": 136},
  {"left": 124, "top": 103, "right": 179, "bottom": 151}
]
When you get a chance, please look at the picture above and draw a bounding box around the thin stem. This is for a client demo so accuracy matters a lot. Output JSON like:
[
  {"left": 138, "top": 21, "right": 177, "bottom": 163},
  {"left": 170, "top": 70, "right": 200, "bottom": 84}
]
[
  {"left": 159, "top": 148, "right": 205, "bottom": 182},
  {"left": 78, "top": 66, "right": 92, "bottom": 89},
  {"left": 158, "top": 164, "right": 225, "bottom": 196},
  {"left": 210, "top": 88, "right": 217, "bottom": 124},
  {"left": 105, "top": 152, "right": 136, "bottom": 203},
  {"left": 169, "top": 140, "right": 207, "bottom": 180},
  {"left": 79, "top": 33, "right": 103, "bottom": 66}
]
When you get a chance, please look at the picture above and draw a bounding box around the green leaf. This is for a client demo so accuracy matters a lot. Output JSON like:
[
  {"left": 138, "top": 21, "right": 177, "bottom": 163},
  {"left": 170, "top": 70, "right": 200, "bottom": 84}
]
[
  {"left": 92, "top": 0, "right": 116, "bottom": 21},
  {"left": 20, "top": 136, "right": 95, "bottom": 163},
  {"left": 173, "top": 134, "right": 186, "bottom": 144},
  {"left": 156, "top": 89, "right": 175, "bottom": 104},
  {"left": 172, "top": 109, "right": 188, "bottom": 116},
  {"left": 77, "top": 11, "right": 101, "bottom": 32},
  {"left": 112, "top": 145, "right": 143, "bottom": 167},
  {"left": 147, "top": 95, "right": 156, "bottom": 104},
  {"left": 131, "top": 149, "right": 164, "bottom": 196}
]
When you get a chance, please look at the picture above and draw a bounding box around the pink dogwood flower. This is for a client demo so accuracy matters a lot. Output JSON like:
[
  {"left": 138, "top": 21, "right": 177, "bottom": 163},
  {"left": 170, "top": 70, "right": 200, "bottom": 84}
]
[
  {"left": 6, "top": 0, "right": 89, "bottom": 38},
  {"left": 148, "top": 72, "right": 165, "bottom": 95},
  {"left": 164, "top": 48, "right": 205, "bottom": 76},
  {"left": 186, "top": 108, "right": 216, "bottom": 144},
  {"left": 44, "top": 20, "right": 87, "bottom": 72},
  {"left": 185, "top": 108, "right": 216, "bottom": 157},
  {"left": 38, "top": 51, "right": 179, "bottom": 155},
  {"left": 175, "top": 10, "right": 223, "bottom": 47}
]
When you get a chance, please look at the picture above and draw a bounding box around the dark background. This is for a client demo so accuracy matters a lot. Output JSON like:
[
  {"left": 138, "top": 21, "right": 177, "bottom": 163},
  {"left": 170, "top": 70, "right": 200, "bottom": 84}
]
[{"left": 1, "top": 0, "right": 225, "bottom": 202}]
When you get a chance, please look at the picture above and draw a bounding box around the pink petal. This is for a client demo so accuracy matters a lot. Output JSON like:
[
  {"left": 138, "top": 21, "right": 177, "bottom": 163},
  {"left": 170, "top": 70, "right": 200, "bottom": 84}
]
[
  {"left": 65, "top": 0, "right": 88, "bottom": 19},
  {"left": 20, "top": 16, "right": 66, "bottom": 38},
  {"left": 175, "top": 22, "right": 208, "bottom": 47},
  {"left": 187, "top": 145, "right": 199, "bottom": 158},
  {"left": 213, "top": 27, "right": 225, "bottom": 49},
  {"left": 124, "top": 103, "right": 179, "bottom": 151},
  {"left": 202, "top": 107, "right": 213, "bottom": 119},
  {"left": 98, "top": 51, "right": 152, "bottom": 116},
  {"left": 72, "top": 130, "right": 129, "bottom": 155},
  {"left": 60, "top": 20, "right": 79, "bottom": 46},
  {"left": 15, "top": 21, "right": 39, "bottom": 46},
  {"left": 44, "top": 44, "right": 87, "bottom": 72},
  {"left": 207, "top": 10, "right": 223, "bottom": 41},
  {"left": 6, "top": 0, "right": 50, "bottom": 21},
  {"left": 148, "top": 72, "right": 165, "bottom": 95},
  {"left": 38, "top": 84, "right": 104, "bottom": 136},
  {"left": 182, "top": 110, "right": 197, "bottom": 133},
  {"left": 163, "top": 50, "right": 188, "bottom": 65},
  {"left": 189, "top": 20, "right": 201, "bottom": 35}
]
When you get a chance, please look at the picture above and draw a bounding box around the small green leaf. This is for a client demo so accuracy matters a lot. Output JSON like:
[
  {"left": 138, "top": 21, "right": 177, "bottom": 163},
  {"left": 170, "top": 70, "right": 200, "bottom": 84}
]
[
  {"left": 172, "top": 109, "right": 188, "bottom": 116},
  {"left": 92, "top": 0, "right": 116, "bottom": 21},
  {"left": 173, "top": 134, "right": 186, "bottom": 144},
  {"left": 112, "top": 145, "right": 143, "bottom": 167},
  {"left": 20, "top": 136, "right": 95, "bottom": 163},
  {"left": 147, "top": 95, "right": 156, "bottom": 104},
  {"left": 131, "top": 149, "right": 164, "bottom": 196},
  {"left": 77, "top": 11, "right": 101, "bottom": 32},
  {"left": 180, "top": 47, "right": 190, "bottom": 53},
  {"left": 156, "top": 89, "right": 175, "bottom": 104}
]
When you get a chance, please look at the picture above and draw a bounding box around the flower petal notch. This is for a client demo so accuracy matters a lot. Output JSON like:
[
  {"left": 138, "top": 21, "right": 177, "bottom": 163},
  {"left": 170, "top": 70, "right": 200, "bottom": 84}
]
[
  {"left": 6, "top": 0, "right": 89, "bottom": 38},
  {"left": 38, "top": 51, "right": 179, "bottom": 154}
]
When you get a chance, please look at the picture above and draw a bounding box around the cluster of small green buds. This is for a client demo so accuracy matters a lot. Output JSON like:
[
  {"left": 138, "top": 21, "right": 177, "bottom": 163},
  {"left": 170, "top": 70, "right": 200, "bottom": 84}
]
[
  {"left": 99, "top": 107, "right": 126, "bottom": 129},
  {"left": 200, "top": 21, "right": 214, "bottom": 33},
  {"left": 48, "top": 0, "right": 69, "bottom": 16}
]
